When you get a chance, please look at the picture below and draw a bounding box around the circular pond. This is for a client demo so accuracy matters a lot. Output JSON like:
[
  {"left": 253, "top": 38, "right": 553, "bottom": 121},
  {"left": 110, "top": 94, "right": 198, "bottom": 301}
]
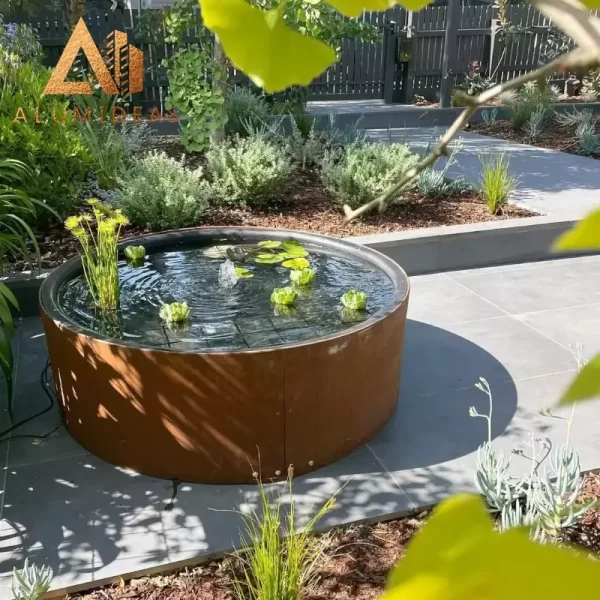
[{"left": 41, "top": 227, "right": 410, "bottom": 483}]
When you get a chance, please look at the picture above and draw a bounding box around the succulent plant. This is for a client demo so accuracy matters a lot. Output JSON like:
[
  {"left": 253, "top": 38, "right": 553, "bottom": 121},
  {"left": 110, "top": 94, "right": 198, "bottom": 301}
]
[
  {"left": 124, "top": 245, "right": 146, "bottom": 263},
  {"left": 341, "top": 290, "right": 367, "bottom": 311},
  {"left": 159, "top": 301, "right": 191, "bottom": 324},
  {"left": 271, "top": 287, "right": 297, "bottom": 306},
  {"left": 290, "top": 267, "right": 315, "bottom": 286},
  {"left": 12, "top": 559, "right": 53, "bottom": 600}
]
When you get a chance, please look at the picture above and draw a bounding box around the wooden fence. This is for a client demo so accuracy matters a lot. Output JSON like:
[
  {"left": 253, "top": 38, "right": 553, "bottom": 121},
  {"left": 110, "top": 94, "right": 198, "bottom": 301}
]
[{"left": 13, "top": 4, "right": 579, "bottom": 107}]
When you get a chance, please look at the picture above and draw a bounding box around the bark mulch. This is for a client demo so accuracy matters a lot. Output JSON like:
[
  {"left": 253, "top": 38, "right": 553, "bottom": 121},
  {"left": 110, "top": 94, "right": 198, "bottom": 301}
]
[
  {"left": 69, "top": 473, "right": 600, "bottom": 600},
  {"left": 22, "top": 169, "right": 534, "bottom": 272},
  {"left": 469, "top": 116, "right": 600, "bottom": 159}
]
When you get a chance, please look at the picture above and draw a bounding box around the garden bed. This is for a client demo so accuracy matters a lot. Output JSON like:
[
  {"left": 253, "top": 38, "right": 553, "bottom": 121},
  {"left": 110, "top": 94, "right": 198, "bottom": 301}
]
[
  {"left": 470, "top": 116, "right": 600, "bottom": 159},
  {"left": 23, "top": 166, "right": 534, "bottom": 272},
  {"left": 69, "top": 472, "right": 600, "bottom": 600}
]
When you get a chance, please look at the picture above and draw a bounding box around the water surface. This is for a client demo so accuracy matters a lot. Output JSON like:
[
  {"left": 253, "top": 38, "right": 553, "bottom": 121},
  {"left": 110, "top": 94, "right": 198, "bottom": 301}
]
[{"left": 58, "top": 243, "right": 398, "bottom": 351}]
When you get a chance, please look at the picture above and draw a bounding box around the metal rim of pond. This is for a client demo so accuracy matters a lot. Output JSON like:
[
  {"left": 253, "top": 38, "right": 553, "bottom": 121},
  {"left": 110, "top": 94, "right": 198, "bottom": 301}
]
[{"left": 40, "top": 226, "right": 410, "bottom": 354}]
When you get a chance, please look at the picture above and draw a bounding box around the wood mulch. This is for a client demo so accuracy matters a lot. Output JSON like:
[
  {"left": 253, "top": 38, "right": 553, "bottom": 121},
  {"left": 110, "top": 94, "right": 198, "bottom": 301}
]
[
  {"left": 469, "top": 116, "right": 600, "bottom": 159},
  {"left": 21, "top": 168, "right": 535, "bottom": 272},
  {"left": 69, "top": 473, "right": 600, "bottom": 600}
]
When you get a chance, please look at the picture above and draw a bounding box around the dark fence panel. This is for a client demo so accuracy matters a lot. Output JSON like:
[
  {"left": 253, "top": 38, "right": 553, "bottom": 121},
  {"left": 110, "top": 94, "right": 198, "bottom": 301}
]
[{"left": 11, "top": 4, "right": 588, "bottom": 106}]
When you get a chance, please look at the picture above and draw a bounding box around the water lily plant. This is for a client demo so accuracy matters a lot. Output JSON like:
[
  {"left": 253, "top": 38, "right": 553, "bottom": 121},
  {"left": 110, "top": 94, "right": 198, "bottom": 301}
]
[
  {"left": 254, "top": 240, "right": 309, "bottom": 265},
  {"left": 159, "top": 301, "right": 191, "bottom": 325},
  {"left": 290, "top": 267, "right": 315, "bottom": 286},
  {"left": 341, "top": 290, "right": 368, "bottom": 311},
  {"left": 235, "top": 266, "right": 254, "bottom": 279},
  {"left": 282, "top": 257, "right": 310, "bottom": 269},
  {"left": 65, "top": 199, "right": 129, "bottom": 313},
  {"left": 271, "top": 287, "right": 297, "bottom": 306},
  {"left": 124, "top": 245, "right": 146, "bottom": 264}
]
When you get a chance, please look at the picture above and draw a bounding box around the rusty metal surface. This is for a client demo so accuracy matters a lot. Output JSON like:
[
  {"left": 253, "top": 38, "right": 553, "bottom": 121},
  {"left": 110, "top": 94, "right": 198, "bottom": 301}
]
[{"left": 40, "top": 228, "right": 410, "bottom": 483}]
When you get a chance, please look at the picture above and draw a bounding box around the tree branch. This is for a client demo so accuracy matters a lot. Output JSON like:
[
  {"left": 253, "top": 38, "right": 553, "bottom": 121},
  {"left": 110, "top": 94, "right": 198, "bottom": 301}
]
[{"left": 342, "top": 48, "right": 599, "bottom": 224}]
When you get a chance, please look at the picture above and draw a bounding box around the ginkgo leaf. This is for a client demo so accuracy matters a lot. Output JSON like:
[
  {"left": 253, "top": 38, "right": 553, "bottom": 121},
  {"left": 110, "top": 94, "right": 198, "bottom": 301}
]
[
  {"left": 383, "top": 494, "right": 600, "bottom": 600},
  {"left": 325, "top": 0, "right": 432, "bottom": 16},
  {"left": 553, "top": 208, "right": 600, "bottom": 250},
  {"left": 559, "top": 353, "right": 600, "bottom": 404},
  {"left": 201, "top": 0, "right": 336, "bottom": 93}
]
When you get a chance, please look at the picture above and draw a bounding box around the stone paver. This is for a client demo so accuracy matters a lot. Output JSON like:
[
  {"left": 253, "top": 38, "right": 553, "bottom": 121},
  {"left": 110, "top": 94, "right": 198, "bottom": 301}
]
[
  {"left": 1, "top": 255, "right": 600, "bottom": 595},
  {"left": 367, "top": 126, "right": 600, "bottom": 219}
]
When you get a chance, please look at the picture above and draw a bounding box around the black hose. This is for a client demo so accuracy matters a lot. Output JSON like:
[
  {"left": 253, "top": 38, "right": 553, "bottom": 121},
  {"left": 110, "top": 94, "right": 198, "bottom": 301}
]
[{"left": 0, "top": 359, "right": 60, "bottom": 444}]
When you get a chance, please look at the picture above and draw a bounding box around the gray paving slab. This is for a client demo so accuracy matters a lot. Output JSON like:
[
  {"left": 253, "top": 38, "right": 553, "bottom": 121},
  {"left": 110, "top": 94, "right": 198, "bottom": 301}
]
[
  {"left": 367, "top": 126, "right": 600, "bottom": 219},
  {"left": 1, "top": 255, "right": 600, "bottom": 596}
]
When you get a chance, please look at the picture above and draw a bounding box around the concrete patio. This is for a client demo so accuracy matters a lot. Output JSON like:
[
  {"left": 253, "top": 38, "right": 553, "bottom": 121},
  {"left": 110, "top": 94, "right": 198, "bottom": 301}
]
[{"left": 1, "top": 254, "right": 599, "bottom": 597}]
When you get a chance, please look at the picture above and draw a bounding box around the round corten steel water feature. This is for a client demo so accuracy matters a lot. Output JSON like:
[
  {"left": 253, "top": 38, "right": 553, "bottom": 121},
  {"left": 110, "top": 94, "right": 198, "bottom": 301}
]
[{"left": 40, "top": 227, "right": 410, "bottom": 483}]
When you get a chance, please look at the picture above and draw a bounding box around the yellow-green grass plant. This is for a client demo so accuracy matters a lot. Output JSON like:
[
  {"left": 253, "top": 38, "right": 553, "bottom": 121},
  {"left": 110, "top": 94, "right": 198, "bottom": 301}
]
[
  {"left": 65, "top": 199, "right": 129, "bottom": 313},
  {"left": 480, "top": 154, "right": 518, "bottom": 215},
  {"left": 232, "top": 467, "right": 335, "bottom": 600}
]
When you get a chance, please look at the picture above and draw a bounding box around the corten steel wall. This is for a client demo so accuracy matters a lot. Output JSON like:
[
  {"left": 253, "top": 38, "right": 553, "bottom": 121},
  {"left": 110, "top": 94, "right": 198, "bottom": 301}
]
[{"left": 40, "top": 228, "right": 410, "bottom": 483}]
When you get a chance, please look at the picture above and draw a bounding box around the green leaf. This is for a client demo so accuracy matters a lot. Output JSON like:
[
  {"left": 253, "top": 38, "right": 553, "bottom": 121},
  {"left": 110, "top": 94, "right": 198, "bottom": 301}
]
[
  {"left": 201, "top": 0, "right": 336, "bottom": 92},
  {"left": 553, "top": 209, "right": 600, "bottom": 251},
  {"left": 257, "top": 240, "right": 281, "bottom": 249},
  {"left": 559, "top": 353, "right": 600, "bottom": 404},
  {"left": 0, "top": 327, "right": 14, "bottom": 402},
  {"left": 235, "top": 266, "right": 254, "bottom": 278},
  {"left": 255, "top": 253, "right": 286, "bottom": 264},
  {"left": 282, "top": 257, "right": 310, "bottom": 269},
  {"left": 0, "top": 282, "right": 18, "bottom": 310},
  {"left": 281, "top": 241, "right": 308, "bottom": 257}
]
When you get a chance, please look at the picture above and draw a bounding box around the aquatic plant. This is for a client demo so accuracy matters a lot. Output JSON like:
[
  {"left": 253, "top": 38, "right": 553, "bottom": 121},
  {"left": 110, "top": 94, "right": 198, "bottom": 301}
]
[
  {"left": 65, "top": 199, "right": 128, "bottom": 313},
  {"left": 271, "top": 287, "right": 297, "bottom": 306},
  {"left": 235, "top": 266, "right": 254, "bottom": 278},
  {"left": 254, "top": 240, "right": 309, "bottom": 265},
  {"left": 341, "top": 290, "right": 367, "bottom": 311},
  {"left": 290, "top": 267, "right": 315, "bottom": 286},
  {"left": 282, "top": 258, "right": 310, "bottom": 269},
  {"left": 340, "top": 307, "right": 364, "bottom": 323},
  {"left": 124, "top": 245, "right": 146, "bottom": 264},
  {"left": 159, "top": 302, "right": 191, "bottom": 325},
  {"left": 273, "top": 304, "right": 297, "bottom": 317}
]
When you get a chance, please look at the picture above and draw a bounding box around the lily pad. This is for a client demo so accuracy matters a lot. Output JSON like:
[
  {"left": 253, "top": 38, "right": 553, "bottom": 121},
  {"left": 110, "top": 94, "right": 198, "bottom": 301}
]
[
  {"left": 282, "top": 257, "right": 310, "bottom": 269},
  {"left": 255, "top": 253, "right": 286, "bottom": 264},
  {"left": 257, "top": 240, "right": 282, "bottom": 249},
  {"left": 235, "top": 267, "right": 254, "bottom": 279},
  {"left": 281, "top": 241, "right": 308, "bottom": 257}
]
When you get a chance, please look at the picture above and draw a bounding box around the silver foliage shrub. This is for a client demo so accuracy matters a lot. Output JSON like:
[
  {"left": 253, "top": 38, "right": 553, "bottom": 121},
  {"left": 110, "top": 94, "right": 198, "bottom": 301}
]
[
  {"left": 523, "top": 106, "right": 548, "bottom": 142},
  {"left": 575, "top": 120, "right": 600, "bottom": 155},
  {"left": 12, "top": 560, "right": 52, "bottom": 600},
  {"left": 416, "top": 137, "right": 471, "bottom": 198},
  {"left": 481, "top": 108, "right": 499, "bottom": 126},
  {"left": 116, "top": 151, "right": 212, "bottom": 230},
  {"left": 225, "top": 88, "right": 271, "bottom": 137},
  {"left": 206, "top": 136, "right": 293, "bottom": 207},
  {"left": 284, "top": 117, "right": 327, "bottom": 169},
  {"left": 470, "top": 347, "right": 594, "bottom": 544},
  {"left": 554, "top": 107, "right": 593, "bottom": 127},
  {"left": 320, "top": 141, "right": 419, "bottom": 209}
]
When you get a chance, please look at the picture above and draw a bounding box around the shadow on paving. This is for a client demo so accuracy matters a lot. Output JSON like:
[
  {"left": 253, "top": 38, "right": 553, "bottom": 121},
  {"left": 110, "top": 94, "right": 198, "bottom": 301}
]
[{"left": 0, "top": 317, "right": 520, "bottom": 585}]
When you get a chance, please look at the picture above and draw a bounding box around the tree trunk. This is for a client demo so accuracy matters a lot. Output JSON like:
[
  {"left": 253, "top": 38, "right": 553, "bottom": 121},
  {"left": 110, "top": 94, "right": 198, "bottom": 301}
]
[{"left": 210, "top": 38, "right": 228, "bottom": 146}]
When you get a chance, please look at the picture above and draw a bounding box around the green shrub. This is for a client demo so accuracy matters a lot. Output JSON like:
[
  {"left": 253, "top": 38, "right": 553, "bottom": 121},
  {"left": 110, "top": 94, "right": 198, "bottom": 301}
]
[
  {"left": 575, "top": 121, "right": 600, "bottom": 155},
  {"left": 320, "top": 142, "right": 419, "bottom": 209},
  {"left": 480, "top": 154, "right": 517, "bottom": 215},
  {"left": 206, "top": 136, "right": 293, "bottom": 207},
  {"left": 0, "top": 63, "right": 90, "bottom": 224},
  {"left": 116, "top": 151, "right": 211, "bottom": 230},
  {"left": 506, "top": 83, "right": 555, "bottom": 132},
  {"left": 225, "top": 87, "right": 271, "bottom": 136}
]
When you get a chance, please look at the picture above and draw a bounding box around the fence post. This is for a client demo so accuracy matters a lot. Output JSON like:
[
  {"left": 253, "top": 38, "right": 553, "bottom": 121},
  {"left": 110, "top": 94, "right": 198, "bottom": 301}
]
[
  {"left": 383, "top": 21, "right": 397, "bottom": 104},
  {"left": 440, "top": 0, "right": 461, "bottom": 108}
]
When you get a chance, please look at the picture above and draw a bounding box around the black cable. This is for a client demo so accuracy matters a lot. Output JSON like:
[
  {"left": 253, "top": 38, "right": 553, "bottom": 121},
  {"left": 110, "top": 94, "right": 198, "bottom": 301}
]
[{"left": 0, "top": 359, "right": 60, "bottom": 444}]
